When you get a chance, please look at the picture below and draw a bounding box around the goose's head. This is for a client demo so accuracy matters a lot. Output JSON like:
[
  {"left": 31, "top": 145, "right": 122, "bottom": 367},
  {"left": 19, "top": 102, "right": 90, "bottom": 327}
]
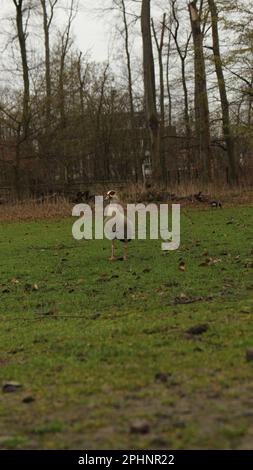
[{"left": 105, "top": 190, "right": 119, "bottom": 203}]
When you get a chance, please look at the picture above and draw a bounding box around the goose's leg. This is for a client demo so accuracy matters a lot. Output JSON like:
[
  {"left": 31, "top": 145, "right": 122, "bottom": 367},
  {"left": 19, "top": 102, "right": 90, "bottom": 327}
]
[
  {"left": 109, "top": 239, "right": 116, "bottom": 261},
  {"left": 124, "top": 240, "right": 127, "bottom": 261}
]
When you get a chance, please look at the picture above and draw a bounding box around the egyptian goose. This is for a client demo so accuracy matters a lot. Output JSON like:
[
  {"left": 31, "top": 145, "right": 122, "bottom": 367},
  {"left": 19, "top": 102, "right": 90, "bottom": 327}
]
[{"left": 105, "top": 190, "right": 133, "bottom": 261}]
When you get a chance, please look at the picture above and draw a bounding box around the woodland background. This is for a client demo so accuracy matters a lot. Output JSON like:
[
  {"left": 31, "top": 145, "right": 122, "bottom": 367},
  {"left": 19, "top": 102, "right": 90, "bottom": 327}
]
[{"left": 0, "top": 0, "right": 252, "bottom": 199}]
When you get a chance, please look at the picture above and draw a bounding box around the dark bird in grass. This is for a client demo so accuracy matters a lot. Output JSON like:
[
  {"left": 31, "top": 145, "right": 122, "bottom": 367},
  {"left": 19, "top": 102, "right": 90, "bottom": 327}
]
[
  {"left": 73, "top": 191, "right": 90, "bottom": 203},
  {"left": 194, "top": 191, "right": 209, "bottom": 203},
  {"left": 105, "top": 190, "right": 133, "bottom": 261},
  {"left": 210, "top": 200, "right": 222, "bottom": 208}
]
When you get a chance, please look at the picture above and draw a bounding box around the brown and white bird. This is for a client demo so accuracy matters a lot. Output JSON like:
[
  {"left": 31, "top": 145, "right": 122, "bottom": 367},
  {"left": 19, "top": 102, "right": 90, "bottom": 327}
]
[
  {"left": 210, "top": 200, "right": 222, "bottom": 209},
  {"left": 105, "top": 190, "right": 133, "bottom": 261}
]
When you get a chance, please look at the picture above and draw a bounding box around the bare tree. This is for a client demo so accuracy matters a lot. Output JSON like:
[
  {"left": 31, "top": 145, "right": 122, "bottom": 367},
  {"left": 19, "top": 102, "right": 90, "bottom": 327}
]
[
  {"left": 208, "top": 0, "right": 237, "bottom": 184},
  {"left": 166, "top": 1, "right": 192, "bottom": 156},
  {"left": 166, "top": 23, "right": 173, "bottom": 127},
  {"left": 119, "top": 0, "right": 135, "bottom": 123},
  {"left": 189, "top": 0, "right": 212, "bottom": 181},
  {"left": 117, "top": 0, "right": 140, "bottom": 180},
  {"left": 141, "top": 0, "right": 161, "bottom": 182},
  {"left": 58, "top": 0, "right": 76, "bottom": 128},
  {"left": 93, "top": 63, "right": 110, "bottom": 178},
  {"left": 13, "top": 0, "right": 30, "bottom": 133},
  {"left": 40, "top": 0, "right": 58, "bottom": 122},
  {"left": 12, "top": 0, "right": 31, "bottom": 197},
  {"left": 151, "top": 13, "right": 166, "bottom": 127},
  {"left": 76, "top": 51, "right": 89, "bottom": 119}
]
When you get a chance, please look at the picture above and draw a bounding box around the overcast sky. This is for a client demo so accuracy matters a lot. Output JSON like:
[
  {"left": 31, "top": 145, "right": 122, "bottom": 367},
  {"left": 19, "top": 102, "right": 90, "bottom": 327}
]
[
  {"left": 0, "top": 0, "right": 111, "bottom": 63},
  {"left": 72, "top": 0, "right": 111, "bottom": 62}
]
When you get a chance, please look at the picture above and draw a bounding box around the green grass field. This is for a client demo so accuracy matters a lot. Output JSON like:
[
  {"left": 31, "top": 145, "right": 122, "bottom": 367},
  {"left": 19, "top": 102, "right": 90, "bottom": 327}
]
[{"left": 0, "top": 205, "right": 253, "bottom": 450}]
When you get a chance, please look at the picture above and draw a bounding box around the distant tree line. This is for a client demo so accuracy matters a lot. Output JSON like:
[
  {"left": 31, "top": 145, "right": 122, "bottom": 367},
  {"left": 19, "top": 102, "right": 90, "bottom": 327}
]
[{"left": 0, "top": 0, "right": 252, "bottom": 198}]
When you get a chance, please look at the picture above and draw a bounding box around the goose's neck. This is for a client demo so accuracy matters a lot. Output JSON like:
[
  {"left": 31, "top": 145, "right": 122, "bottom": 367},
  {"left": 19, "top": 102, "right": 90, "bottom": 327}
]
[{"left": 109, "top": 197, "right": 120, "bottom": 204}]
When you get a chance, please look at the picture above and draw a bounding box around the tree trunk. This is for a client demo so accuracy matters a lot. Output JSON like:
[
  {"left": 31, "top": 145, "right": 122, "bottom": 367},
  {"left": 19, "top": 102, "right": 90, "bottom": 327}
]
[
  {"left": 58, "top": 0, "right": 75, "bottom": 129},
  {"left": 166, "top": 28, "right": 172, "bottom": 127},
  {"left": 152, "top": 14, "right": 166, "bottom": 180},
  {"left": 121, "top": 0, "right": 134, "bottom": 122},
  {"left": 151, "top": 14, "right": 166, "bottom": 128},
  {"left": 181, "top": 59, "right": 191, "bottom": 144},
  {"left": 121, "top": 0, "right": 140, "bottom": 181},
  {"left": 168, "top": 0, "right": 192, "bottom": 165},
  {"left": 208, "top": 0, "right": 237, "bottom": 185},
  {"left": 14, "top": 0, "right": 30, "bottom": 133},
  {"left": 40, "top": 0, "right": 55, "bottom": 122},
  {"left": 77, "top": 52, "right": 85, "bottom": 119},
  {"left": 59, "top": 55, "right": 66, "bottom": 128},
  {"left": 141, "top": 0, "right": 161, "bottom": 182},
  {"left": 189, "top": 0, "right": 212, "bottom": 181},
  {"left": 14, "top": 126, "right": 22, "bottom": 200},
  {"left": 13, "top": 0, "right": 30, "bottom": 198}
]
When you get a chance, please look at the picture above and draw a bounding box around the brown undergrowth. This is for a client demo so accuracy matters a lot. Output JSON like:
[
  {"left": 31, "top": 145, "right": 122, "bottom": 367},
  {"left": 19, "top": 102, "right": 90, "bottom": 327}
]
[
  {"left": 0, "top": 197, "right": 72, "bottom": 222},
  {"left": 0, "top": 186, "right": 252, "bottom": 222}
]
